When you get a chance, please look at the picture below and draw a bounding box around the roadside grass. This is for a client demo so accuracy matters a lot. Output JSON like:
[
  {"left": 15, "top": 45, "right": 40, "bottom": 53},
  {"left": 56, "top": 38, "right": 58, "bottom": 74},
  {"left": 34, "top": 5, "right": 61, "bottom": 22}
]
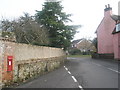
[{"left": 67, "top": 55, "right": 91, "bottom": 58}]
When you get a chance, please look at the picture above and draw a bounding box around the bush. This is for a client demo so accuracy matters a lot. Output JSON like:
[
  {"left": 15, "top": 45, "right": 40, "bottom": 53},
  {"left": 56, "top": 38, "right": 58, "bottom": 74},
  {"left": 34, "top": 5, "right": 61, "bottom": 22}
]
[{"left": 69, "top": 49, "right": 81, "bottom": 55}]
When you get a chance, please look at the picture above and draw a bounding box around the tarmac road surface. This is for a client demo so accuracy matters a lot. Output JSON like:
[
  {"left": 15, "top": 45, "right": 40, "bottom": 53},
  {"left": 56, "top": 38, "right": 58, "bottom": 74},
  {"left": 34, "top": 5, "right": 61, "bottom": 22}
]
[{"left": 15, "top": 57, "right": 119, "bottom": 89}]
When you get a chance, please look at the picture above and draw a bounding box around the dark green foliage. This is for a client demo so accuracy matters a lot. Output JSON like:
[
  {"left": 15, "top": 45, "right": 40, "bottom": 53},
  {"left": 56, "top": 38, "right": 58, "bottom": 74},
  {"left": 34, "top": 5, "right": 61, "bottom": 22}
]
[
  {"left": 35, "top": 1, "right": 80, "bottom": 50},
  {"left": 69, "top": 48, "right": 81, "bottom": 55},
  {"left": 2, "top": 31, "right": 14, "bottom": 38},
  {"left": 92, "top": 38, "right": 97, "bottom": 50}
]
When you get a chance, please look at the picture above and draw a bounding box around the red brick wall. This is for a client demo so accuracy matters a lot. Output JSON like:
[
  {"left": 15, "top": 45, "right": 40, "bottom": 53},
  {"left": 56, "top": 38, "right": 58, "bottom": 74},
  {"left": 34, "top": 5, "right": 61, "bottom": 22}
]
[{"left": 2, "top": 40, "right": 15, "bottom": 84}]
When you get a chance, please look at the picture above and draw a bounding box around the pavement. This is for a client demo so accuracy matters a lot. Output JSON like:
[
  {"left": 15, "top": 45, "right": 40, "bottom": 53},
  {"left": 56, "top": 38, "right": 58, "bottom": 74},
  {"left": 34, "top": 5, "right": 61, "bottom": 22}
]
[{"left": 2, "top": 57, "right": 119, "bottom": 89}]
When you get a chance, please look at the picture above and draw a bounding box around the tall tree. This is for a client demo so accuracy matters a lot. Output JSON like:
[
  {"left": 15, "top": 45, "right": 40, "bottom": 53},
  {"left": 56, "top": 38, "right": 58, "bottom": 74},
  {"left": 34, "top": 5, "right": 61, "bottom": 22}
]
[
  {"left": 35, "top": 0, "right": 80, "bottom": 50},
  {"left": 92, "top": 38, "right": 98, "bottom": 51}
]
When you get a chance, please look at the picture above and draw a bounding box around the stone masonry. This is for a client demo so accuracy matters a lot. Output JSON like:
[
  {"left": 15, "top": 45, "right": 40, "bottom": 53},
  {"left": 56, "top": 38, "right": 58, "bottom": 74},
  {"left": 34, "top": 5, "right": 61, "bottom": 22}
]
[{"left": 0, "top": 39, "right": 66, "bottom": 87}]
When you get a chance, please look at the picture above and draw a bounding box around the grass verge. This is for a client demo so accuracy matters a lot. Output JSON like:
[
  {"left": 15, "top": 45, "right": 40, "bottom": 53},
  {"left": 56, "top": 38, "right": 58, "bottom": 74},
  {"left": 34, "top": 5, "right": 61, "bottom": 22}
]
[{"left": 67, "top": 55, "right": 91, "bottom": 58}]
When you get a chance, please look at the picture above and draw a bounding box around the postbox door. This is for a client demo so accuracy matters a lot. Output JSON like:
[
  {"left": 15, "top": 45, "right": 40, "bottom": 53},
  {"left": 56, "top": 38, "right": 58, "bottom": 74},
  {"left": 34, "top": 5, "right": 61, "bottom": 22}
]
[{"left": 7, "top": 56, "right": 13, "bottom": 71}]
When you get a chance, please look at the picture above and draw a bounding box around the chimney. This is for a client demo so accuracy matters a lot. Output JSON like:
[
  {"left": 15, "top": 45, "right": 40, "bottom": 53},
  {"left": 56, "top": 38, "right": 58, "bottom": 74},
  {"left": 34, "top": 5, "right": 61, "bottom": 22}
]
[
  {"left": 104, "top": 4, "right": 112, "bottom": 16},
  {"left": 104, "top": 4, "right": 112, "bottom": 12}
]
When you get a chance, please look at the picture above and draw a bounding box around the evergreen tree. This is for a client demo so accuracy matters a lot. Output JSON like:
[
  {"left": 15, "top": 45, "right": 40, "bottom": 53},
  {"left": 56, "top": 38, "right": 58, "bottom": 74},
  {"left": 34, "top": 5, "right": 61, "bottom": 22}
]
[{"left": 35, "top": 0, "right": 80, "bottom": 50}]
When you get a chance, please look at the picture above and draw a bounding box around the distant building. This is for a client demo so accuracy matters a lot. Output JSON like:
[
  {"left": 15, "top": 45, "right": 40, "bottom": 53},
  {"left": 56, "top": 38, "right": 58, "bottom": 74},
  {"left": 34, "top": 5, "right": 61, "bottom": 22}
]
[
  {"left": 96, "top": 4, "right": 120, "bottom": 60},
  {"left": 71, "top": 39, "right": 82, "bottom": 48},
  {"left": 70, "top": 38, "right": 96, "bottom": 52}
]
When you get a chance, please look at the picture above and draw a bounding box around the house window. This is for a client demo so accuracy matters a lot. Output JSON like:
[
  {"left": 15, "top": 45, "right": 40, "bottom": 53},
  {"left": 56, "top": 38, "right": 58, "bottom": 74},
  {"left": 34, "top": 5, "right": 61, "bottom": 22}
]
[
  {"left": 72, "top": 44, "right": 76, "bottom": 48},
  {"left": 116, "top": 23, "right": 120, "bottom": 32}
]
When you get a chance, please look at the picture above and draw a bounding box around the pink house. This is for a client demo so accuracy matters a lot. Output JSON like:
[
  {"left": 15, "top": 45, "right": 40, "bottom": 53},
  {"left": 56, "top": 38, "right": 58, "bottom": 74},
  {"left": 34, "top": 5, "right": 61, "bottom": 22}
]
[{"left": 96, "top": 4, "right": 120, "bottom": 60}]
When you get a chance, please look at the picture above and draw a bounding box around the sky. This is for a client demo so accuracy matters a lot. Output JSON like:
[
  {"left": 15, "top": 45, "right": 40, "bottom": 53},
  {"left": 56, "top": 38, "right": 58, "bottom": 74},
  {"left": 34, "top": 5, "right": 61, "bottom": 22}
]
[{"left": 0, "top": 0, "right": 119, "bottom": 40}]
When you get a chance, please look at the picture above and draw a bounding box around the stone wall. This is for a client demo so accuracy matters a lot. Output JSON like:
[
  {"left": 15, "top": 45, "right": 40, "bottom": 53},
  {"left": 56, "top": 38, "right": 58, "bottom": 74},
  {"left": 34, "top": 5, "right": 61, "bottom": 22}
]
[
  {"left": 0, "top": 39, "right": 66, "bottom": 86},
  {"left": 14, "top": 43, "right": 65, "bottom": 61},
  {"left": 0, "top": 40, "right": 15, "bottom": 85},
  {"left": 13, "top": 56, "right": 65, "bottom": 84},
  {"left": 0, "top": 40, "right": 4, "bottom": 87}
]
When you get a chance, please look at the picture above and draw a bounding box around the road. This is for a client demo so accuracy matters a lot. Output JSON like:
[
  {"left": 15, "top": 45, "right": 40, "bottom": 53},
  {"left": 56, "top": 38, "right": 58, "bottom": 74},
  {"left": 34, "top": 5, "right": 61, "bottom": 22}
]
[{"left": 15, "top": 57, "right": 119, "bottom": 89}]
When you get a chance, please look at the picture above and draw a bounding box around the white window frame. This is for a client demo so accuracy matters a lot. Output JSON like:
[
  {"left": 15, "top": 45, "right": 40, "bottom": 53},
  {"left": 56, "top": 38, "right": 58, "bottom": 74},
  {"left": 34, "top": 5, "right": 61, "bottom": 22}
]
[{"left": 116, "top": 23, "right": 120, "bottom": 32}]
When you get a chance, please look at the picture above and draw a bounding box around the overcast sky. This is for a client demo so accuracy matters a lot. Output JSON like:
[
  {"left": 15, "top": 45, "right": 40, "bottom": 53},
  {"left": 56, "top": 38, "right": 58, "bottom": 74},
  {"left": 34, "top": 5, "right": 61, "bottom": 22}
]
[{"left": 0, "top": 0, "right": 119, "bottom": 40}]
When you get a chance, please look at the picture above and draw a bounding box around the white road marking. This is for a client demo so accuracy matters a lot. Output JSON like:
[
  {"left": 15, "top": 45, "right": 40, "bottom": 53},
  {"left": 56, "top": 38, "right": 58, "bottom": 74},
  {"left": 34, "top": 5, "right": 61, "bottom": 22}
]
[
  {"left": 107, "top": 68, "right": 120, "bottom": 73},
  {"left": 68, "top": 71, "right": 71, "bottom": 74},
  {"left": 78, "top": 85, "right": 83, "bottom": 89},
  {"left": 64, "top": 66, "right": 83, "bottom": 89},
  {"left": 71, "top": 76, "right": 77, "bottom": 82},
  {"left": 64, "top": 66, "right": 68, "bottom": 70},
  {"left": 65, "top": 67, "right": 68, "bottom": 71},
  {"left": 92, "top": 63, "right": 120, "bottom": 74}
]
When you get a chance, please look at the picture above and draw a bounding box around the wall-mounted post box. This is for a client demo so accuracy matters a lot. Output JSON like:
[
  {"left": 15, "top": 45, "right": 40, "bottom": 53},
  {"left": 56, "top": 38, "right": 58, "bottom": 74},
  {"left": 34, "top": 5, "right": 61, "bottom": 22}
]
[{"left": 7, "top": 56, "right": 13, "bottom": 71}]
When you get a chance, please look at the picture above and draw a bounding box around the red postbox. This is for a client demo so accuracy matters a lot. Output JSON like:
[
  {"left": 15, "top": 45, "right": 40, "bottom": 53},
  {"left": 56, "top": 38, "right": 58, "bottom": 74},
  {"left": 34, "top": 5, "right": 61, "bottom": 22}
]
[{"left": 7, "top": 56, "right": 13, "bottom": 71}]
